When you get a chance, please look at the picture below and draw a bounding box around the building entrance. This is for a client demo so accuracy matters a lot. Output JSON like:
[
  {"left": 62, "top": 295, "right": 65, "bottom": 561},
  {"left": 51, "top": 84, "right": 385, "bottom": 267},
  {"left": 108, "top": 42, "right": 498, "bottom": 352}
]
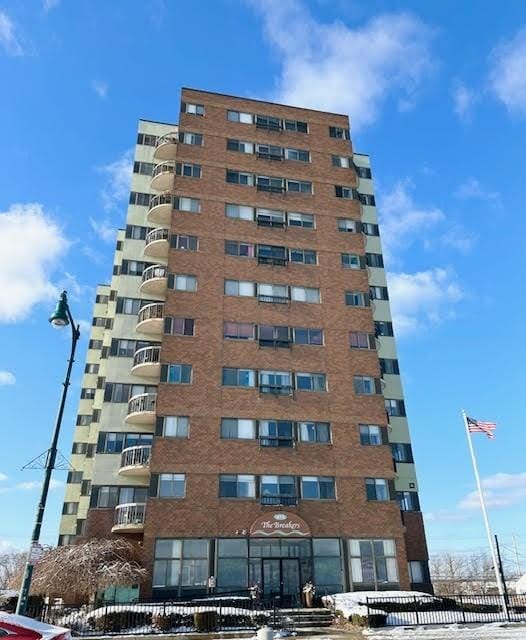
[{"left": 262, "top": 557, "right": 301, "bottom": 604}]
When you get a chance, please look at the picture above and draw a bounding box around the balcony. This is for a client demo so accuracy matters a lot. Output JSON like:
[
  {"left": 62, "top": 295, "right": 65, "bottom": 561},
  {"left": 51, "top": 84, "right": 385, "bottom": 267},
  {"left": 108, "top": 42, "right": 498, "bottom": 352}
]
[
  {"left": 259, "top": 384, "right": 294, "bottom": 396},
  {"left": 148, "top": 193, "right": 173, "bottom": 226},
  {"left": 111, "top": 503, "right": 146, "bottom": 533},
  {"left": 257, "top": 184, "right": 285, "bottom": 194},
  {"left": 125, "top": 392, "right": 157, "bottom": 425},
  {"left": 258, "top": 338, "right": 291, "bottom": 349},
  {"left": 118, "top": 445, "right": 152, "bottom": 477},
  {"left": 144, "top": 227, "right": 170, "bottom": 259},
  {"left": 136, "top": 302, "right": 164, "bottom": 335},
  {"left": 131, "top": 346, "right": 161, "bottom": 377},
  {"left": 257, "top": 294, "right": 289, "bottom": 305},
  {"left": 257, "top": 151, "right": 283, "bottom": 161},
  {"left": 260, "top": 495, "right": 298, "bottom": 507},
  {"left": 151, "top": 161, "right": 176, "bottom": 191},
  {"left": 256, "top": 217, "right": 285, "bottom": 229},
  {"left": 140, "top": 264, "right": 167, "bottom": 296},
  {"left": 153, "top": 132, "right": 178, "bottom": 161},
  {"left": 257, "top": 255, "right": 288, "bottom": 267},
  {"left": 259, "top": 436, "right": 294, "bottom": 448}
]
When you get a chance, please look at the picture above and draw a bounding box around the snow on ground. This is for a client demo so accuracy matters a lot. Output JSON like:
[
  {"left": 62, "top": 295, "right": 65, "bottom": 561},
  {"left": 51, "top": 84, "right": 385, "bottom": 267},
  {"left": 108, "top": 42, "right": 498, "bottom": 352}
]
[
  {"left": 364, "top": 622, "right": 526, "bottom": 639},
  {"left": 322, "top": 590, "right": 436, "bottom": 619}
]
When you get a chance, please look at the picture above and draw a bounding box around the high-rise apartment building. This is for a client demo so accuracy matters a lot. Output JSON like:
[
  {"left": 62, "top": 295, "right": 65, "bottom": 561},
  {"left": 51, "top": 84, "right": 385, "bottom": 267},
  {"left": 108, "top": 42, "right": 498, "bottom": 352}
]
[{"left": 58, "top": 88, "right": 431, "bottom": 601}]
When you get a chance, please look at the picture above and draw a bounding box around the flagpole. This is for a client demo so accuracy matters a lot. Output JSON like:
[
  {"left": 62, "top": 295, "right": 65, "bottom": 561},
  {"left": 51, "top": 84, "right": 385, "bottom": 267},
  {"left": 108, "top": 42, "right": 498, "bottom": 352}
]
[{"left": 462, "top": 409, "right": 508, "bottom": 615}]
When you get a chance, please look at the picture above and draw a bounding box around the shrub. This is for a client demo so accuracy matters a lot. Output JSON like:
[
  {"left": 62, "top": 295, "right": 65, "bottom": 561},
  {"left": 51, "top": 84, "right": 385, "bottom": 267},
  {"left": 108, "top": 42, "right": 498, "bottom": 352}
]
[
  {"left": 350, "top": 613, "right": 387, "bottom": 628},
  {"left": 92, "top": 610, "right": 152, "bottom": 632},
  {"left": 152, "top": 612, "right": 194, "bottom": 631},
  {"left": 194, "top": 610, "right": 218, "bottom": 632}
]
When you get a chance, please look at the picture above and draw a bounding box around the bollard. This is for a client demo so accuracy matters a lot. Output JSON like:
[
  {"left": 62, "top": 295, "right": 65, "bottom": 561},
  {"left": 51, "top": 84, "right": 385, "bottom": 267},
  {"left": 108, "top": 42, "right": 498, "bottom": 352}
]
[{"left": 257, "top": 625, "right": 274, "bottom": 640}]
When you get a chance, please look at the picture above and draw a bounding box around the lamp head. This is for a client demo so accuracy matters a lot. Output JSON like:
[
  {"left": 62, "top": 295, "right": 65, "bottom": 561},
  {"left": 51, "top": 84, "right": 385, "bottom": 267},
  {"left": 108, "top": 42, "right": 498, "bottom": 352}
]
[{"left": 49, "top": 291, "right": 70, "bottom": 329}]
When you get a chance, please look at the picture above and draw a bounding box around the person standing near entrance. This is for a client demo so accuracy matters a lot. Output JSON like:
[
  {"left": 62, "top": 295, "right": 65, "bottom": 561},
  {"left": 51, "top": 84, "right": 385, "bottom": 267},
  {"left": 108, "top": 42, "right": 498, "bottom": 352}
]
[{"left": 303, "top": 581, "right": 315, "bottom": 607}]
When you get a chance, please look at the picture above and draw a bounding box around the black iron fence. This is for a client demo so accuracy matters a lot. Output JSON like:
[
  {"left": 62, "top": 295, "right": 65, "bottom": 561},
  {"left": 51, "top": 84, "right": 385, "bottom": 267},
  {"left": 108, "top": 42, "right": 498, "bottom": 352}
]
[
  {"left": 365, "top": 594, "right": 526, "bottom": 627},
  {"left": 24, "top": 593, "right": 298, "bottom": 636}
]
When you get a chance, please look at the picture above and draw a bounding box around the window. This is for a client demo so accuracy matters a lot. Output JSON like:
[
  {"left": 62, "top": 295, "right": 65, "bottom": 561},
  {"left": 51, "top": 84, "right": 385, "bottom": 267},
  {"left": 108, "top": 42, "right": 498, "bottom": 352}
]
[
  {"left": 391, "top": 443, "right": 414, "bottom": 463},
  {"left": 332, "top": 155, "right": 352, "bottom": 168},
  {"left": 335, "top": 185, "right": 358, "bottom": 199},
  {"left": 345, "top": 291, "right": 370, "bottom": 307},
  {"left": 158, "top": 474, "right": 186, "bottom": 498},
  {"left": 179, "top": 131, "right": 203, "bottom": 146},
  {"left": 227, "top": 110, "right": 253, "bottom": 123},
  {"left": 222, "top": 367, "right": 256, "bottom": 387},
  {"left": 385, "top": 399, "right": 406, "bottom": 417},
  {"left": 355, "top": 165, "right": 372, "bottom": 179},
  {"left": 168, "top": 274, "right": 197, "bottom": 292},
  {"left": 258, "top": 370, "right": 293, "bottom": 394},
  {"left": 67, "top": 471, "right": 83, "bottom": 484},
  {"left": 287, "top": 179, "right": 312, "bottom": 193},
  {"left": 227, "top": 139, "right": 254, "bottom": 153},
  {"left": 224, "top": 322, "right": 255, "bottom": 340},
  {"left": 104, "top": 383, "right": 156, "bottom": 403},
  {"left": 80, "top": 388, "right": 96, "bottom": 400},
  {"left": 129, "top": 191, "right": 151, "bottom": 206},
  {"left": 137, "top": 132, "right": 157, "bottom": 146},
  {"left": 354, "top": 376, "right": 381, "bottom": 395},
  {"left": 362, "top": 222, "right": 380, "bottom": 236},
  {"left": 62, "top": 502, "right": 78, "bottom": 515},
  {"left": 133, "top": 161, "right": 154, "bottom": 175},
  {"left": 89, "top": 339, "right": 103, "bottom": 349},
  {"left": 337, "top": 218, "right": 360, "bottom": 233},
  {"left": 58, "top": 535, "right": 75, "bottom": 546},
  {"left": 224, "top": 280, "right": 255, "bottom": 297},
  {"left": 290, "top": 286, "right": 320, "bottom": 303},
  {"left": 225, "top": 203, "right": 254, "bottom": 221},
  {"left": 84, "top": 363, "right": 99, "bottom": 374},
  {"left": 258, "top": 420, "right": 294, "bottom": 447},
  {"left": 289, "top": 248, "right": 317, "bottom": 264},
  {"left": 255, "top": 114, "right": 281, "bottom": 131},
  {"left": 409, "top": 561, "right": 426, "bottom": 584},
  {"left": 284, "top": 148, "right": 310, "bottom": 162},
  {"left": 296, "top": 372, "right": 327, "bottom": 392},
  {"left": 257, "top": 175, "right": 284, "bottom": 192},
  {"left": 153, "top": 539, "right": 209, "bottom": 591},
  {"left": 258, "top": 325, "right": 290, "bottom": 347},
  {"left": 120, "top": 260, "right": 154, "bottom": 276},
  {"left": 365, "top": 478, "right": 391, "bottom": 501},
  {"left": 171, "top": 234, "right": 198, "bottom": 251},
  {"left": 80, "top": 479, "right": 91, "bottom": 496},
  {"left": 116, "top": 297, "right": 144, "bottom": 315},
  {"left": 221, "top": 418, "right": 256, "bottom": 439},
  {"left": 329, "top": 126, "right": 350, "bottom": 139},
  {"left": 375, "top": 321, "right": 394, "bottom": 337},
  {"left": 92, "top": 317, "right": 105, "bottom": 327},
  {"left": 349, "top": 539, "right": 398, "bottom": 587},
  {"left": 359, "top": 425, "right": 384, "bottom": 446},
  {"left": 288, "top": 212, "right": 314, "bottom": 228},
  {"left": 366, "top": 253, "right": 384, "bottom": 268},
  {"left": 95, "top": 293, "right": 109, "bottom": 304},
  {"left": 350, "top": 332, "right": 376, "bottom": 349},
  {"left": 260, "top": 476, "right": 297, "bottom": 503},
  {"left": 161, "top": 364, "right": 192, "bottom": 384},
  {"left": 370, "top": 286, "right": 389, "bottom": 301},
  {"left": 302, "top": 476, "right": 335, "bottom": 500},
  {"left": 397, "top": 491, "right": 420, "bottom": 511},
  {"left": 257, "top": 282, "right": 289, "bottom": 303},
  {"left": 293, "top": 327, "right": 323, "bottom": 345},
  {"left": 283, "top": 119, "right": 308, "bottom": 133},
  {"left": 157, "top": 416, "right": 190, "bottom": 438},
  {"left": 182, "top": 102, "right": 204, "bottom": 115},
  {"left": 360, "top": 193, "right": 376, "bottom": 206},
  {"left": 225, "top": 240, "right": 255, "bottom": 257},
  {"left": 176, "top": 162, "right": 201, "bottom": 178},
  {"left": 226, "top": 169, "right": 254, "bottom": 186},
  {"left": 299, "top": 421, "right": 331, "bottom": 443},
  {"left": 174, "top": 196, "right": 201, "bottom": 212},
  {"left": 109, "top": 338, "right": 143, "bottom": 358},
  {"left": 219, "top": 474, "right": 256, "bottom": 498},
  {"left": 257, "top": 244, "right": 287, "bottom": 264},
  {"left": 76, "top": 415, "right": 91, "bottom": 426},
  {"left": 126, "top": 225, "right": 151, "bottom": 240},
  {"left": 256, "top": 207, "right": 285, "bottom": 227},
  {"left": 341, "top": 253, "right": 364, "bottom": 269},
  {"left": 380, "top": 358, "right": 400, "bottom": 375},
  {"left": 164, "top": 317, "right": 195, "bottom": 336}
]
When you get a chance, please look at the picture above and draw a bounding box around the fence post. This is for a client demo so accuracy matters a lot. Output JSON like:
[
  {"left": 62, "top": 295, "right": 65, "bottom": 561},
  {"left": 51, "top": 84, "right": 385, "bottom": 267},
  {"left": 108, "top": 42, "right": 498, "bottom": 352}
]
[
  {"left": 414, "top": 596, "right": 419, "bottom": 626},
  {"left": 459, "top": 595, "right": 466, "bottom": 624},
  {"left": 366, "top": 597, "right": 370, "bottom": 627}
]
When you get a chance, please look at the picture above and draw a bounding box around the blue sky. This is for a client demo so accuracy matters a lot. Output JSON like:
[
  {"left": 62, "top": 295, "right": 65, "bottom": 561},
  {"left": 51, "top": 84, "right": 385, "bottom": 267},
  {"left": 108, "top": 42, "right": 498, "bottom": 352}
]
[{"left": 1, "top": 0, "right": 525, "bottom": 573}]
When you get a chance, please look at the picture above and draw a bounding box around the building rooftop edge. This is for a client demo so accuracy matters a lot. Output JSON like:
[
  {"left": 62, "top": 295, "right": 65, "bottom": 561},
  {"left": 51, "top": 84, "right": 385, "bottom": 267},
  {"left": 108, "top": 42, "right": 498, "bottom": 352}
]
[{"left": 139, "top": 118, "right": 178, "bottom": 127}]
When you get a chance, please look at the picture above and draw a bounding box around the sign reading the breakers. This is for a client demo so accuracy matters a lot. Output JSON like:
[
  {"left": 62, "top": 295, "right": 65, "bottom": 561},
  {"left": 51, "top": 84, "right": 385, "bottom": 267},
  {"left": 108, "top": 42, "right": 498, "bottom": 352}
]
[{"left": 249, "top": 512, "right": 311, "bottom": 537}]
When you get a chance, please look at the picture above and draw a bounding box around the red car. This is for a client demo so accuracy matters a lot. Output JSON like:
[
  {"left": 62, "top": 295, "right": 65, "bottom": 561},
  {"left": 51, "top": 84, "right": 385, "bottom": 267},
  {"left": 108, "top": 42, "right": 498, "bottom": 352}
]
[{"left": 0, "top": 613, "right": 70, "bottom": 640}]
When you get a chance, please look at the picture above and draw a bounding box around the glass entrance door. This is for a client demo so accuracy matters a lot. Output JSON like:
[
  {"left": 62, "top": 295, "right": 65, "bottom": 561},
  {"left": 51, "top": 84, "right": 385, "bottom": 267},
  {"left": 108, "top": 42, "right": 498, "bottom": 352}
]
[
  {"left": 262, "top": 559, "right": 281, "bottom": 599},
  {"left": 262, "top": 558, "right": 301, "bottom": 604},
  {"left": 281, "top": 558, "right": 300, "bottom": 600}
]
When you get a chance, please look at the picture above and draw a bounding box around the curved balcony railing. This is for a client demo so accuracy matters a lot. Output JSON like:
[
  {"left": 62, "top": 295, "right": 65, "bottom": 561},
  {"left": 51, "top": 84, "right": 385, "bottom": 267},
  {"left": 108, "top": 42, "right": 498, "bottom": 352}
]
[
  {"left": 144, "top": 227, "right": 170, "bottom": 258},
  {"left": 151, "top": 161, "right": 176, "bottom": 191},
  {"left": 142, "top": 264, "right": 167, "bottom": 282},
  {"left": 140, "top": 265, "right": 167, "bottom": 295},
  {"left": 147, "top": 193, "right": 173, "bottom": 225},
  {"left": 119, "top": 445, "right": 151, "bottom": 475},
  {"left": 146, "top": 227, "right": 169, "bottom": 245},
  {"left": 125, "top": 392, "right": 157, "bottom": 424},
  {"left": 136, "top": 302, "right": 164, "bottom": 334},
  {"left": 131, "top": 346, "right": 161, "bottom": 378},
  {"left": 112, "top": 503, "right": 146, "bottom": 532},
  {"left": 153, "top": 132, "right": 178, "bottom": 161}
]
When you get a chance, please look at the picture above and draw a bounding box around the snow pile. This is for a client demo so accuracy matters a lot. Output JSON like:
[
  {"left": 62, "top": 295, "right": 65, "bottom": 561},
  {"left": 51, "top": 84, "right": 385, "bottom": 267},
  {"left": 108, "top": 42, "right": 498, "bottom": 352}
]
[
  {"left": 364, "top": 621, "right": 526, "bottom": 639},
  {"left": 322, "top": 590, "right": 436, "bottom": 620},
  {"left": 0, "top": 612, "right": 71, "bottom": 640}
]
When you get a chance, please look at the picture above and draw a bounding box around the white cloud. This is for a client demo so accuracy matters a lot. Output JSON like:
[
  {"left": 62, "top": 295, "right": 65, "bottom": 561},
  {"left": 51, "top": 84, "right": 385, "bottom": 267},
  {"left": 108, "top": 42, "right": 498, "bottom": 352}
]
[
  {"left": 252, "top": 0, "right": 435, "bottom": 130},
  {"left": 458, "top": 472, "right": 526, "bottom": 510},
  {"left": 0, "top": 9, "right": 24, "bottom": 56},
  {"left": 452, "top": 80, "right": 477, "bottom": 120},
  {"left": 440, "top": 224, "right": 477, "bottom": 253},
  {"left": 0, "top": 203, "right": 70, "bottom": 323},
  {"left": 77, "top": 319, "right": 92, "bottom": 335},
  {"left": 378, "top": 180, "right": 445, "bottom": 261},
  {"left": 89, "top": 217, "right": 116, "bottom": 243},
  {"left": 0, "top": 472, "right": 8, "bottom": 481},
  {"left": 424, "top": 510, "right": 472, "bottom": 523},
  {"left": 91, "top": 80, "right": 108, "bottom": 100},
  {"left": 43, "top": 0, "right": 61, "bottom": 11},
  {"left": 97, "top": 149, "right": 133, "bottom": 211},
  {"left": 387, "top": 268, "right": 463, "bottom": 336},
  {"left": 0, "top": 477, "right": 63, "bottom": 495},
  {"left": 489, "top": 27, "right": 526, "bottom": 115},
  {"left": 455, "top": 177, "right": 502, "bottom": 207},
  {"left": 0, "top": 371, "right": 16, "bottom": 386}
]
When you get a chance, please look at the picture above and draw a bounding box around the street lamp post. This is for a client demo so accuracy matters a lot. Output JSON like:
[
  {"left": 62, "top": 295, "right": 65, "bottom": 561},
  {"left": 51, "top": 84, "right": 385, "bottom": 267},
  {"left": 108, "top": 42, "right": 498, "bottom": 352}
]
[{"left": 16, "top": 291, "right": 80, "bottom": 616}]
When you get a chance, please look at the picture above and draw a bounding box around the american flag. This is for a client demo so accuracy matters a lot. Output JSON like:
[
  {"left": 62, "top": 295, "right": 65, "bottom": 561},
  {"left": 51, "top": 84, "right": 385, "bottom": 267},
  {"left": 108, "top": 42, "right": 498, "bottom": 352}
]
[{"left": 467, "top": 416, "right": 497, "bottom": 440}]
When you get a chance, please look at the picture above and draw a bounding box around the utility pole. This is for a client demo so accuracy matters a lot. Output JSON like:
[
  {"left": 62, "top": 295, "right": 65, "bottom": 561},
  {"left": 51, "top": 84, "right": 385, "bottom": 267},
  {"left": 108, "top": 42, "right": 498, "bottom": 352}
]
[
  {"left": 494, "top": 534, "right": 509, "bottom": 607},
  {"left": 512, "top": 535, "right": 522, "bottom": 576}
]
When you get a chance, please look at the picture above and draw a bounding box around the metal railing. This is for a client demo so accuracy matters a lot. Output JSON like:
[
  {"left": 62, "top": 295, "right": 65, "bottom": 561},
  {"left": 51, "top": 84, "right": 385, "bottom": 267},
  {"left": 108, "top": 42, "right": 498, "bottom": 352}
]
[
  {"left": 155, "top": 133, "right": 179, "bottom": 149},
  {"left": 256, "top": 217, "right": 286, "bottom": 228},
  {"left": 257, "top": 255, "right": 288, "bottom": 266},
  {"left": 127, "top": 392, "right": 157, "bottom": 416},
  {"left": 149, "top": 192, "right": 173, "bottom": 210},
  {"left": 258, "top": 384, "right": 294, "bottom": 396},
  {"left": 114, "top": 502, "right": 146, "bottom": 528},
  {"left": 120, "top": 445, "right": 151, "bottom": 469},
  {"left": 152, "top": 162, "right": 176, "bottom": 179},
  {"left": 258, "top": 338, "right": 291, "bottom": 348},
  {"left": 257, "top": 151, "right": 283, "bottom": 161},
  {"left": 133, "top": 346, "right": 161, "bottom": 368},
  {"left": 145, "top": 228, "right": 170, "bottom": 245},
  {"left": 257, "top": 184, "right": 285, "bottom": 193},
  {"left": 137, "top": 302, "right": 164, "bottom": 324},
  {"left": 257, "top": 294, "right": 289, "bottom": 304},
  {"left": 142, "top": 264, "right": 167, "bottom": 283},
  {"left": 260, "top": 495, "right": 298, "bottom": 506},
  {"left": 259, "top": 436, "right": 294, "bottom": 448},
  {"left": 256, "top": 121, "right": 282, "bottom": 132}
]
